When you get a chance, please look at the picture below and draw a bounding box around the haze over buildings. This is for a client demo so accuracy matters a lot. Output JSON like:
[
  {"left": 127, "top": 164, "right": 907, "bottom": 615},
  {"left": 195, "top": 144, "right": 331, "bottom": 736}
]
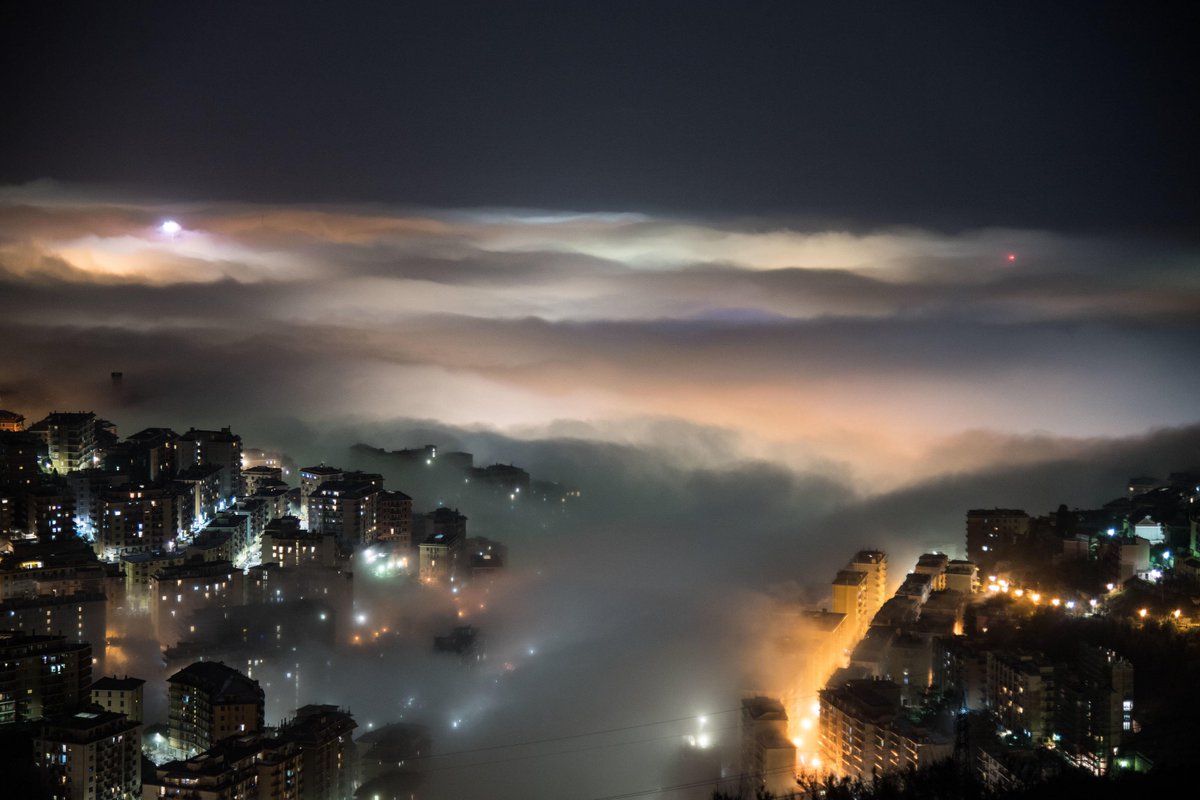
[{"left": 0, "top": 3, "right": 1198, "bottom": 799}]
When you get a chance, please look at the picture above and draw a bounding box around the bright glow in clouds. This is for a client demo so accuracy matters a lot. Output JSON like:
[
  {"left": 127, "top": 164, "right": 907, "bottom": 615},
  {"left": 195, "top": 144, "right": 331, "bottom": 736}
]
[
  {"left": 3, "top": 190, "right": 1198, "bottom": 800},
  {"left": 0, "top": 185, "right": 1198, "bottom": 490}
]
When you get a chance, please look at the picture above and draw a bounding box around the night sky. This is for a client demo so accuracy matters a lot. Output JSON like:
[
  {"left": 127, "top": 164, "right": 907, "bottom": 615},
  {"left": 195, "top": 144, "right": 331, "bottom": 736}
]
[
  {"left": 3, "top": 2, "right": 1198, "bottom": 230},
  {"left": 2, "top": 6, "right": 1200, "bottom": 797}
]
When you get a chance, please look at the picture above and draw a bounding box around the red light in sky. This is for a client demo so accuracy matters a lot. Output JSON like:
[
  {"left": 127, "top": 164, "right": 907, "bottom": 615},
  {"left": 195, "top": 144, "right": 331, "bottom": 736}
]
[{"left": 1006, "top": 253, "right": 1017, "bottom": 262}]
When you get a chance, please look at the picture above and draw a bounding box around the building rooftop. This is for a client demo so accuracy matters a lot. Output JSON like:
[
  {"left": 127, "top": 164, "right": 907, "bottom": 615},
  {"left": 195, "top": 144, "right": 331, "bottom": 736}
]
[
  {"left": 235, "top": 496, "right": 268, "bottom": 510},
  {"left": 283, "top": 705, "right": 357, "bottom": 742},
  {"left": 800, "top": 609, "right": 847, "bottom": 632},
  {"left": 168, "top": 661, "right": 263, "bottom": 705},
  {"left": 176, "top": 463, "right": 223, "bottom": 481},
  {"left": 851, "top": 627, "right": 895, "bottom": 663},
  {"left": 833, "top": 569, "right": 867, "bottom": 586},
  {"left": 121, "top": 551, "right": 183, "bottom": 565},
  {"left": 39, "top": 708, "right": 137, "bottom": 741},
  {"left": 422, "top": 530, "right": 463, "bottom": 546},
  {"left": 35, "top": 411, "right": 96, "bottom": 425},
  {"left": 92, "top": 675, "right": 146, "bottom": 691},
  {"left": 180, "top": 427, "right": 240, "bottom": 443},
  {"left": 742, "top": 695, "right": 787, "bottom": 721},
  {"left": 0, "top": 591, "right": 106, "bottom": 611},
  {"left": 871, "top": 596, "right": 921, "bottom": 627},
  {"left": 188, "top": 529, "right": 233, "bottom": 550},
  {"left": 301, "top": 464, "right": 343, "bottom": 476},
  {"left": 821, "top": 679, "right": 902, "bottom": 724},
  {"left": 1, "top": 537, "right": 100, "bottom": 570},
  {"left": 313, "top": 480, "right": 379, "bottom": 499},
  {"left": 153, "top": 558, "right": 236, "bottom": 582},
  {"left": 125, "top": 427, "right": 179, "bottom": 444},
  {"left": 0, "top": 630, "right": 75, "bottom": 647}
]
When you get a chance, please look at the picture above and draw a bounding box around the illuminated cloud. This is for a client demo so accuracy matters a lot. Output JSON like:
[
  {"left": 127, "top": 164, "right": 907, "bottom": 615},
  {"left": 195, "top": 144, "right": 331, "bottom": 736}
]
[{"left": 1, "top": 185, "right": 1197, "bottom": 489}]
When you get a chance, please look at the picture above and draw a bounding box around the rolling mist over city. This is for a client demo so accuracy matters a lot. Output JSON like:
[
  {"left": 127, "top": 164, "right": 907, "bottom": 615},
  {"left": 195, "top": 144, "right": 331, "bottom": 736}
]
[{"left": 1, "top": 3, "right": 1198, "bottom": 800}]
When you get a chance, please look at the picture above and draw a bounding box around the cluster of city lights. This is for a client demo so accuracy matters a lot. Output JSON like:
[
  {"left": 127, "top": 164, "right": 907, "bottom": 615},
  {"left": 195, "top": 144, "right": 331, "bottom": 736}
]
[
  {"left": 984, "top": 576, "right": 1092, "bottom": 612},
  {"left": 1136, "top": 607, "right": 1184, "bottom": 622},
  {"left": 986, "top": 576, "right": 1188, "bottom": 624},
  {"left": 683, "top": 715, "right": 713, "bottom": 750},
  {"left": 793, "top": 700, "right": 822, "bottom": 773}
]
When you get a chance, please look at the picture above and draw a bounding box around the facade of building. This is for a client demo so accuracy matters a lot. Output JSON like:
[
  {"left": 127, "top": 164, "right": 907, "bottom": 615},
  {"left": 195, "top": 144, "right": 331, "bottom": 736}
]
[
  {"left": 466, "top": 463, "right": 531, "bottom": 496},
  {"left": 740, "top": 696, "right": 797, "bottom": 798},
  {"left": 0, "top": 537, "right": 106, "bottom": 599},
  {"left": 307, "top": 481, "right": 381, "bottom": 551},
  {"left": 251, "top": 483, "right": 294, "bottom": 521},
  {"left": 944, "top": 560, "right": 979, "bottom": 595},
  {"left": 120, "top": 551, "right": 186, "bottom": 595},
  {"left": 966, "top": 509, "right": 1031, "bottom": 568},
  {"left": 0, "top": 592, "right": 107, "bottom": 654},
  {"left": 376, "top": 490, "right": 413, "bottom": 549},
  {"left": 36, "top": 708, "right": 142, "bottom": 800},
  {"left": 97, "top": 485, "right": 188, "bottom": 561},
  {"left": 176, "top": 428, "right": 243, "bottom": 506},
  {"left": 175, "top": 464, "right": 224, "bottom": 528},
  {"left": 985, "top": 651, "right": 1057, "bottom": 742},
  {"left": 242, "top": 465, "right": 284, "bottom": 497},
  {"left": 1, "top": 430, "right": 47, "bottom": 537},
  {"left": 0, "top": 631, "right": 92, "bottom": 723},
  {"left": 25, "top": 482, "right": 77, "bottom": 541},
  {"left": 186, "top": 529, "right": 236, "bottom": 564},
  {"left": 832, "top": 569, "right": 869, "bottom": 641},
  {"left": 1098, "top": 535, "right": 1151, "bottom": 583},
  {"left": 0, "top": 409, "right": 25, "bottom": 432},
  {"left": 977, "top": 745, "right": 1066, "bottom": 793},
  {"left": 233, "top": 496, "right": 273, "bottom": 560},
  {"left": 913, "top": 553, "right": 949, "bottom": 591},
  {"left": 151, "top": 560, "right": 244, "bottom": 646},
  {"left": 299, "top": 465, "right": 343, "bottom": 526},
  {"left": 1061, "top": 645, "right": 1134, "bottom": 774},
  {"left": 145, "top": 733, "right": 302, "bottom": 800},
  {"left": 30, "top": 412, "right": 98, "bottom": 474},
  {"left": 896, "top": 572, "right": 933, "bottom": 605},
  {"left": 66, "top": 469, "right": 129, "bottom": 541},
  {"left": 167, "top": 661, "right": 265, "bottom": 757},
  {"left": 103, "top": 428, "right": 179, "bottom": 484},
  {"left": 416, "top": 507, "right": 467, "bottom": 542},
  {"left": 90, "top": 675, "right": 145, "bottom": 724},
  {"left": 0, "top": 492, "right": 15, "bottom": 539},
  {"left": 819, "top": 679, "right": 952, "bottom": 783},
  {"left": 200, "top": 512, "right": 255, "bottom": 566},
  {"left": 848, "top": 550, "right": 888, "bottom": 619},
  {"left": 418, "top": 529, "right": 465, "bottom": 584},
  {"left": 0, "top": 430, "right": 44, "bottom": 491},
  {"left": 280, "top": 704, "right": 357, "bottom": 800},
  {"left": 263, "top": 517, "right": 338, "bottom": 569}
]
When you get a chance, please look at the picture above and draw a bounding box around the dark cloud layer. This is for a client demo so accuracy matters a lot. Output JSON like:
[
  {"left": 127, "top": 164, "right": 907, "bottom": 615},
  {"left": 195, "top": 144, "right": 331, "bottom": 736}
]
[{"left": 3, "top": 4, "right": 1199, "bottom": 231}]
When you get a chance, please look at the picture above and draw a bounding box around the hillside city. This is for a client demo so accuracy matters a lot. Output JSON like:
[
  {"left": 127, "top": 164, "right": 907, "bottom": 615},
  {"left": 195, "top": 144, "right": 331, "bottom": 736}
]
[{"left": 1, "top": 408, "right": 1197, "bottom": 799}]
